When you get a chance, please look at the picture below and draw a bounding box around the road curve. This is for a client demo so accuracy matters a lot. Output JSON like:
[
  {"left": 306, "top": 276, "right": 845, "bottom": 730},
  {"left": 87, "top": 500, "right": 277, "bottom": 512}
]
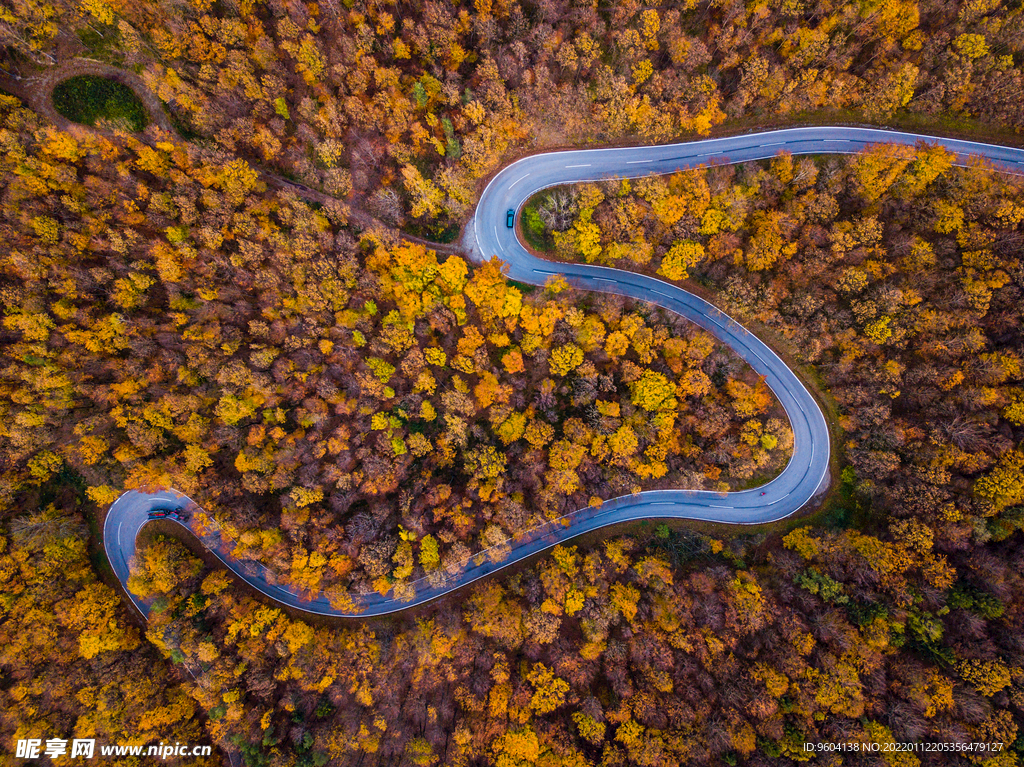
[{"left": 105, "top": 126, "right": 1024, "bottom": 618}]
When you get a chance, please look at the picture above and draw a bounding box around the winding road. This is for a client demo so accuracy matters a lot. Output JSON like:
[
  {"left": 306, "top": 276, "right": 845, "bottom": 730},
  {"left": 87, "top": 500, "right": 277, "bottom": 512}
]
[{"left": 105, "top": 126, "right": 1024, "bottom": 618}]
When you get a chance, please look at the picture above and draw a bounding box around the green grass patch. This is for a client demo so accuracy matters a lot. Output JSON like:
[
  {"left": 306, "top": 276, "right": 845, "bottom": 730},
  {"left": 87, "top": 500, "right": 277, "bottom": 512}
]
[
  {"left": 521, "top": 188, "right": 561, "bottom": 251},
  {"left": 52, "top": 75, "right": 148, "bottom": 132}
]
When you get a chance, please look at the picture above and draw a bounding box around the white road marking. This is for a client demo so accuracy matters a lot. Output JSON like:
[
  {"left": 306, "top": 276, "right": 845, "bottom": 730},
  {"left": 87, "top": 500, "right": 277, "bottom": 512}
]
[
  {"left": 510, "top": 173, "right": 531, "bottom": 187},
  {"left": 626, "top": 159, "right": 653, "bottom": 164},
  {"left": 760, "top": 142, "right": 786, "bottom": 147},
  {"left": 565, "top": 163, "right": 592, "bottom": 168},
  {"left": 109, "top": 126, "right": 1024, "bottom": 617},
  {"left": 709, "top": 504, "right": 734, "bottom": 509}
]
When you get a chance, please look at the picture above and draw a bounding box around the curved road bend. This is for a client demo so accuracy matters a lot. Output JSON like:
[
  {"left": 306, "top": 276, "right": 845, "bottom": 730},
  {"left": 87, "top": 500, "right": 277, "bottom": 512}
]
[{"left": 106, "top": 126, "right": 1024, "bottom": 618}]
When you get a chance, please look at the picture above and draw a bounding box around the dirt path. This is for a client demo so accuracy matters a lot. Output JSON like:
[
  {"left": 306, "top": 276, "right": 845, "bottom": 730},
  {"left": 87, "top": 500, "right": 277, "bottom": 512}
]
[
  {"left": 0, "top": 58, "right": 462, "bottom": 255},
  {"left": 269, "top": 175, "right": 462, "bottom": 254},
  {"left": 1, "top": 57, "right": 174, "bottom": 133}
]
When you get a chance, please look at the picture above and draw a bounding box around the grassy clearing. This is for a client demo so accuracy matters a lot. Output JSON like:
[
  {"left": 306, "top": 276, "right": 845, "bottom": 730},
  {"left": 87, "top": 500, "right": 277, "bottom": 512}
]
[
  {"left": 52, "top": 75, "right": 148, "bottom": 132},
  {"left": 521, "top": 187, "right": 572, "bottom": 251}
]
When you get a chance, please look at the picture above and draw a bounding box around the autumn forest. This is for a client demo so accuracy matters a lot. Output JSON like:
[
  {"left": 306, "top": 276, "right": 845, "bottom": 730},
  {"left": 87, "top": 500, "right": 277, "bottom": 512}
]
[{"left": 2, "top": 0, "right": 1024, "bottom": 764}]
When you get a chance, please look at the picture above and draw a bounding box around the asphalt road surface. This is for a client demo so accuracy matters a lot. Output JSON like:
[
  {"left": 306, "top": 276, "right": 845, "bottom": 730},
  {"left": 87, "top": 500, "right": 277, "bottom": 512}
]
[{"left": 105, "top": 126, "right": 1024, "bottom": 618}]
